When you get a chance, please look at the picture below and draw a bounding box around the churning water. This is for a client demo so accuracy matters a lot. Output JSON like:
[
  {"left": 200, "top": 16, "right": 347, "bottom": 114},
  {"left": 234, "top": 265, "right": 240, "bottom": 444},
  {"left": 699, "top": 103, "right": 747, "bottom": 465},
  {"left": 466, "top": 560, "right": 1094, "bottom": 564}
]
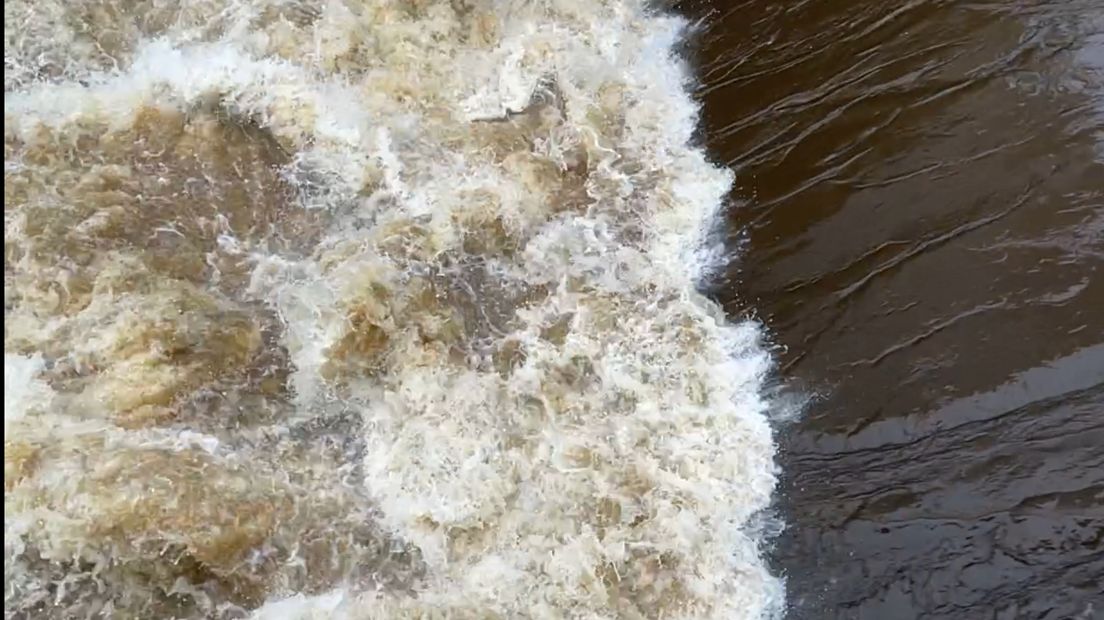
[{"left": 3, "top": 1, "right": 780, "bottom": 617}]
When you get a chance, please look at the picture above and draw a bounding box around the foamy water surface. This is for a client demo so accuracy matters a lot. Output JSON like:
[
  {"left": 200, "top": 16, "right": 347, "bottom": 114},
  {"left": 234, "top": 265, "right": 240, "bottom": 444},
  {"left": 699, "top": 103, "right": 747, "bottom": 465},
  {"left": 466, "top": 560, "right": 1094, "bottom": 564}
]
[{"left": 3, "top": 1, "right": 780, "bottom": 617}]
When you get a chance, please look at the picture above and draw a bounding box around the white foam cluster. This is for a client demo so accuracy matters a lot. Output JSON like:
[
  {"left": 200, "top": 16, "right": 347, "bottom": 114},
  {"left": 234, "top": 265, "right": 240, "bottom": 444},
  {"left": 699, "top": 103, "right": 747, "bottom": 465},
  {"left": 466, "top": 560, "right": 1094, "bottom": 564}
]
[
  {"left": 4, "top": 1, "right": 781, "bottom": 617},
  {"left": 4, "top": 354, "right": 53, "bottom": 432}
]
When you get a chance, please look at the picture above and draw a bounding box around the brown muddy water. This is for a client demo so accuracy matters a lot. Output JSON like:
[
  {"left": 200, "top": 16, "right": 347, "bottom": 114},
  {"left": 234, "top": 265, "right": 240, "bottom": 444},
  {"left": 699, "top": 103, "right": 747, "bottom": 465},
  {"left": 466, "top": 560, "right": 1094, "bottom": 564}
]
[
  {"left": 5, "top": 1, "right": 783, "bottom": 617},
  {"left": 3, "top": 0, "right": 1101, "bottom": 617},
  {"left": 678, "top": 0, "right": 1104, "bottom": 617}
]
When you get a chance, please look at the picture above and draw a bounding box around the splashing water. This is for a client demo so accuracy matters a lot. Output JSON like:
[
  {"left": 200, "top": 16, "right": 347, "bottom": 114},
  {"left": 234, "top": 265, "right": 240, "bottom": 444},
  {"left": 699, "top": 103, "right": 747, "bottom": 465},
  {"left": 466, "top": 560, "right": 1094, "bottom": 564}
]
[{"left": 3, "top": 1, "right": 780, "bottom": 617}]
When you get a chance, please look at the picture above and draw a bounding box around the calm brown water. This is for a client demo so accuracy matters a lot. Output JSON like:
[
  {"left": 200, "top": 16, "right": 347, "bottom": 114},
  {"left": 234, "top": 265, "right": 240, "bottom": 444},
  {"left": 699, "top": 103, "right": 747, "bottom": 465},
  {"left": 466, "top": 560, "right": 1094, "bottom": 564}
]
[{"left": 678, "top": 0, "right": 1104, "bottom": 617}]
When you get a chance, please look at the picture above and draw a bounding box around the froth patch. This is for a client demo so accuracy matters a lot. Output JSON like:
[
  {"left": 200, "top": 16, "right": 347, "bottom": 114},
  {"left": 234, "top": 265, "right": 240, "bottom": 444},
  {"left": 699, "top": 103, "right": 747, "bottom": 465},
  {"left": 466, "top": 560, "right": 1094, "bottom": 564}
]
[
  {"left": 5, "top": 0, "right": 780, "bottom": 618},
  {"left": 4, "top": 354, "right": 52, "bottom": 431}
]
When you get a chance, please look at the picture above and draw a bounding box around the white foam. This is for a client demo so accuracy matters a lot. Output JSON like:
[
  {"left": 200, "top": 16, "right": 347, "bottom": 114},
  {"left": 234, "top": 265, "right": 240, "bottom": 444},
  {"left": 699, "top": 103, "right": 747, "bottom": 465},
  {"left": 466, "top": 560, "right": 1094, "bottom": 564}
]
[
  {"left": 4, "top": 354, "right": 52, "bottom": 432},
  {"left": 4, "top": 0, "right": 781, "bottom": 617}
]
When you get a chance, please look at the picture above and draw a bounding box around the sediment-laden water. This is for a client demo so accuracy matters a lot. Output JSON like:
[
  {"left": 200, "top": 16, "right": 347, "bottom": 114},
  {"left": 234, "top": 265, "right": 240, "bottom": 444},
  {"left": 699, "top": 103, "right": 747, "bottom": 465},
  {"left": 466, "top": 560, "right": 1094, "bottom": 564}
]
[
  {"left": 4, "top": 1, "right": 781, "bottom": 618},
  {"left": 679, "top": 0, "right": 1104, "bottom": 617}
]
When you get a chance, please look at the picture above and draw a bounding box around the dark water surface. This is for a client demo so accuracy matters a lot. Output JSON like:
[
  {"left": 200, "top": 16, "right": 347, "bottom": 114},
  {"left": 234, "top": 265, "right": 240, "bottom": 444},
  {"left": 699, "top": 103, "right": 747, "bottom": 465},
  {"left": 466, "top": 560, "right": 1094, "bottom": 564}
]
[{"left": 677, "top": 0, "right": 1104, "bottom": 617}]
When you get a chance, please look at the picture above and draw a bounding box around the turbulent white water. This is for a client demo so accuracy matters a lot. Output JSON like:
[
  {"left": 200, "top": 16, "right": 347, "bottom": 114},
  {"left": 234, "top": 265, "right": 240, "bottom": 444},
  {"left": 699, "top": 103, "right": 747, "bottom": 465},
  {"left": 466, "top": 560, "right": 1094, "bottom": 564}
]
[{"left": 3, "top": 1, "right": 781, "bottom": 617}]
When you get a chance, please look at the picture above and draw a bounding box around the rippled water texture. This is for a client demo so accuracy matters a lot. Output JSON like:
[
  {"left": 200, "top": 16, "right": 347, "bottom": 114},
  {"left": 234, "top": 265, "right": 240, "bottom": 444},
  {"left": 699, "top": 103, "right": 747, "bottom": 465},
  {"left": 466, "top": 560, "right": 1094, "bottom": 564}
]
[{"left": 679, "top": 0, "right": 1104, "bottom": 617}]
